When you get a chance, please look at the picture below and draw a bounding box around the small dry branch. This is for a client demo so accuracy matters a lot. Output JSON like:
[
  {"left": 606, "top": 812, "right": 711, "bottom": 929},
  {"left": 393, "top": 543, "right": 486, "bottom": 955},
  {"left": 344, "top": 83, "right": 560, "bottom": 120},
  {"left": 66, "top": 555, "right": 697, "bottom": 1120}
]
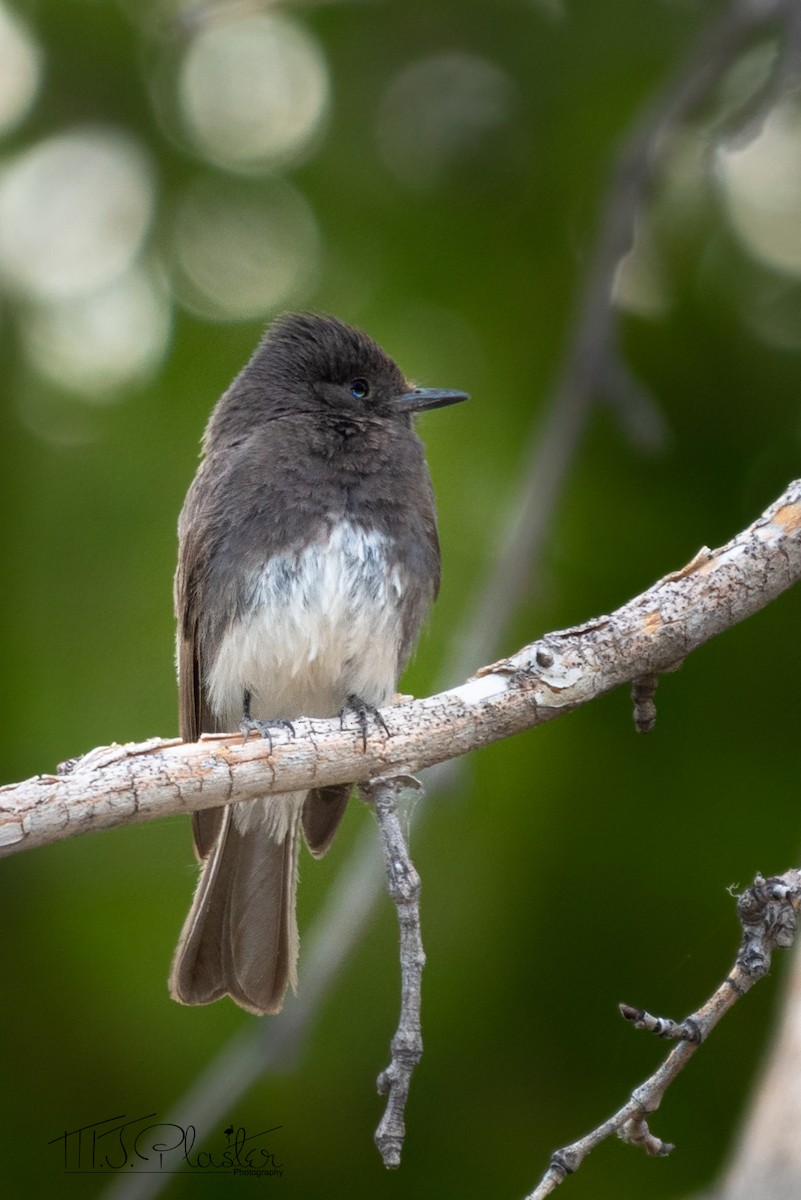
[
  {"left": 527, "top": 870, "right": 801, "bottom": 1199},
  {"left": 364, "top": 775, "right": 426, "bottom": 1168}
]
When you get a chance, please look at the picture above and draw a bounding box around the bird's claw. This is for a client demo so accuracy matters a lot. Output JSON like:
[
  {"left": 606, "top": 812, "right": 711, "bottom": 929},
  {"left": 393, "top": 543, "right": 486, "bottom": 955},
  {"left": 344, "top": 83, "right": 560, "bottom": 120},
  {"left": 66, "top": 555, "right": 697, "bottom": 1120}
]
[
  {"left": 240, "top": 716, "right": 296, "bottom": 750},
  {"left": 340, "top": 694, "right": 389, "bottom": 752}
]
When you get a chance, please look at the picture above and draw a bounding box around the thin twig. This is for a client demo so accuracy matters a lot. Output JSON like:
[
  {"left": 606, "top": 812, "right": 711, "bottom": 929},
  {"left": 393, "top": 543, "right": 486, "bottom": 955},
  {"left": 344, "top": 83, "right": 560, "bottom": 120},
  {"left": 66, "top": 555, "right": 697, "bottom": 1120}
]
[
  {"left": 526, "top": 870, "right": 801, "bottom": 1199},
  {"left": 363, "top": 776, "right": 426, "bottom": 1168}
]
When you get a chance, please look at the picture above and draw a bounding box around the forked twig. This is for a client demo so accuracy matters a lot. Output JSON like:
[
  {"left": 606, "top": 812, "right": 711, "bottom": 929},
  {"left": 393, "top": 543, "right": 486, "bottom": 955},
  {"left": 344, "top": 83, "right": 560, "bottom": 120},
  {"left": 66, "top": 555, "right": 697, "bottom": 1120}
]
[{"left": 526, "top": 870, "right": 801, "bottom": 1199}]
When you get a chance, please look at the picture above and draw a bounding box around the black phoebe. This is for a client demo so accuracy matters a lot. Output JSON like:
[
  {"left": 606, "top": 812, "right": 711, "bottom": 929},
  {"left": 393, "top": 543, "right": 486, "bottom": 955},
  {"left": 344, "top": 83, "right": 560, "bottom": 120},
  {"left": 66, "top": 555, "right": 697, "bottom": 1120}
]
[{"left": 169, "top": 312, "right": 467, "bottom": 1015}]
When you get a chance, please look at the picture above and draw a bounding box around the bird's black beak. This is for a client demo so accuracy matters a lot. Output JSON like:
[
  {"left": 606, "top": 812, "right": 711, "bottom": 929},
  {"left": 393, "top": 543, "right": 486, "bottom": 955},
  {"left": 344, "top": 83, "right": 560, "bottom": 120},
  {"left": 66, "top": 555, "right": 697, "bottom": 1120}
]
[{"left": 392, "top": 387, "right": 469, "bottom": 414}]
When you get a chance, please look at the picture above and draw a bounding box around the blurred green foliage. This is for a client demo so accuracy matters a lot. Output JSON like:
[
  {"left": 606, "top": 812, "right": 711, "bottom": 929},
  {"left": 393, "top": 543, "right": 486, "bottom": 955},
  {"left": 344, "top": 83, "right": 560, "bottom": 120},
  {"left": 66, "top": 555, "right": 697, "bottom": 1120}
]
[{"left": 2, "top": 1, "right": 801, "bottom": 1198}]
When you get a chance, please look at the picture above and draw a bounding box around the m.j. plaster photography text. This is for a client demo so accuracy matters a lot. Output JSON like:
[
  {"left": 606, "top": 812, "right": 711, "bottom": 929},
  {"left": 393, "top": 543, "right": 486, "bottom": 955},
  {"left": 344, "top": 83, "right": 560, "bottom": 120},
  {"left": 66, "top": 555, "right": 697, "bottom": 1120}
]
[{"left": 48, "top": 1112, "right": 284, "bottom": 1177}]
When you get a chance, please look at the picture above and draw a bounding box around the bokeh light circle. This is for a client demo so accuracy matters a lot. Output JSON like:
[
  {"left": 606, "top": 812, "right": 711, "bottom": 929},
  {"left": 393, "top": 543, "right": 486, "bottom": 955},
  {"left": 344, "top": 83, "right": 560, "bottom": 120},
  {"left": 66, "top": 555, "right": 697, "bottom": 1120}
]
[
  {"left": 0, "top": 1, "right": 41, "bottom": 137},
  {"left": 0, "top": 126, "right": 156, "bottom": 301},
  {"left": 717, "top": 101, "right": 801, "bottom": 278},
  {"left": 171, "top": 174, "right": 321, "bottom": 320},
  {"left": 377, "top": 52, "right": 516, "bottom": 190},
  {"left": 19, "top": 266, "right": 172, "bottom": 399},
  {"left": 178, "top": 13, "right": 329, "bottom": 173}
]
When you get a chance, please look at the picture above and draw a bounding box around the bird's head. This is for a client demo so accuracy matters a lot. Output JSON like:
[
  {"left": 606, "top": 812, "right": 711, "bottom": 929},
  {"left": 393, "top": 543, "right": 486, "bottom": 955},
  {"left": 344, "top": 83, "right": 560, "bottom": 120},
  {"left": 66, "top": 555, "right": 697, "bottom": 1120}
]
[{"left": 205, "top": 312, "right": 467, "bottom": 448}]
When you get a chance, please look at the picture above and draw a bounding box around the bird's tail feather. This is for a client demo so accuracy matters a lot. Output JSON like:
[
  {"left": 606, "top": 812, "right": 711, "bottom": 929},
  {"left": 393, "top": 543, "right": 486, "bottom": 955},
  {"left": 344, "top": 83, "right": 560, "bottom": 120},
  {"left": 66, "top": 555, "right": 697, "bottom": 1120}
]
[{"left": 169, "top": 795, "right": 303, "bottom": 1015}]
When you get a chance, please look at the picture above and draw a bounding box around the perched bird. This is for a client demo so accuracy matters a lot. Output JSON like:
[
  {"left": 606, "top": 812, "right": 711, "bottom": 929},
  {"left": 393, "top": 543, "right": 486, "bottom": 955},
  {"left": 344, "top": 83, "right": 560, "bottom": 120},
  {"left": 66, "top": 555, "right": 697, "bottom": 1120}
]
[{"left": 169, "top": 312, "right": 467, "bottom": 1015}]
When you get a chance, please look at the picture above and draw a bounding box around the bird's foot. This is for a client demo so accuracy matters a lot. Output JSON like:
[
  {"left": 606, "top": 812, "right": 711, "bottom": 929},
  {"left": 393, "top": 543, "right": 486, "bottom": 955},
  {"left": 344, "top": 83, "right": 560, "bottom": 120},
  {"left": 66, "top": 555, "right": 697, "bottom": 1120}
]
[
  {"left": 240, "top": 716, "right": 296, "bottom": 750},
  {"left": 240, "top": 691, "right": 295, "bottom": 749},
  {"left": 340, "top": 694, "right": 390, "bottom": 752}
]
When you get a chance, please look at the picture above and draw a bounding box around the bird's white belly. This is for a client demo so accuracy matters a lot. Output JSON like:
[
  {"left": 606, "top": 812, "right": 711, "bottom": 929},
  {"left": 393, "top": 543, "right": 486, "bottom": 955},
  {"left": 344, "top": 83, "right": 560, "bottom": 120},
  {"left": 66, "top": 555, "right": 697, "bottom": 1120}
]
[{"left": 207, "top": 520, "right": 406, "bottom": 728}]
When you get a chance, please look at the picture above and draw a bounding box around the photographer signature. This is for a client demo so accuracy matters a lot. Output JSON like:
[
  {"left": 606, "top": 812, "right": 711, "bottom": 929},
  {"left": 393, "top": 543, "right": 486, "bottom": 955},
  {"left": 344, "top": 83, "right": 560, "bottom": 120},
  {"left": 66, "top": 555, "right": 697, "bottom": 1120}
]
[{"left": 48, "top": 1113, "right": 284, "bottom": 1175}]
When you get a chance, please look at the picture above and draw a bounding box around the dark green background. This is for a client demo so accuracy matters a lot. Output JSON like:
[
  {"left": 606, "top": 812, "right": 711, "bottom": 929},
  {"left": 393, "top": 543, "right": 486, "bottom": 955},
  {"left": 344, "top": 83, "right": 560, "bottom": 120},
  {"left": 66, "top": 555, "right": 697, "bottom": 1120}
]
[{"left": 2, "top": 1, "right": 799, "bottom": 1198}]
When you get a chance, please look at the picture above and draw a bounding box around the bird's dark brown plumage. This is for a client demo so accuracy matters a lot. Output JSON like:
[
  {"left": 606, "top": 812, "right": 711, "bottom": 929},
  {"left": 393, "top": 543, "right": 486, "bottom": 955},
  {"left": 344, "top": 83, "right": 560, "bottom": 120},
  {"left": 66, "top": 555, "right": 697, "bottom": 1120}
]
[{"left": 169, "top": 312, "right": 466, "bottom": 1015}]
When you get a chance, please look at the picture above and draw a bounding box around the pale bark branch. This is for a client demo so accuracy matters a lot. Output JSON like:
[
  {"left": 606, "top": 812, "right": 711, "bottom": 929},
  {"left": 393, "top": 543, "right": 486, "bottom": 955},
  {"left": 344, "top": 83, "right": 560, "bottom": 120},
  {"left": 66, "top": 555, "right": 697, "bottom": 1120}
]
[{"left": 2, "top": 478, "right": 801, "bottom": 857}]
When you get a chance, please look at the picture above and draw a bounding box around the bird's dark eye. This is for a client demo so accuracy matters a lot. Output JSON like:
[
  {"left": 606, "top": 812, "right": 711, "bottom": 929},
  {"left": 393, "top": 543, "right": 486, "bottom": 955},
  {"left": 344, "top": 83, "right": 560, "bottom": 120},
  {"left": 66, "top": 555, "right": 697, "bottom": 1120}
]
[{"left": 350, "top": 377, "right": 370, "bottom": 400}]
